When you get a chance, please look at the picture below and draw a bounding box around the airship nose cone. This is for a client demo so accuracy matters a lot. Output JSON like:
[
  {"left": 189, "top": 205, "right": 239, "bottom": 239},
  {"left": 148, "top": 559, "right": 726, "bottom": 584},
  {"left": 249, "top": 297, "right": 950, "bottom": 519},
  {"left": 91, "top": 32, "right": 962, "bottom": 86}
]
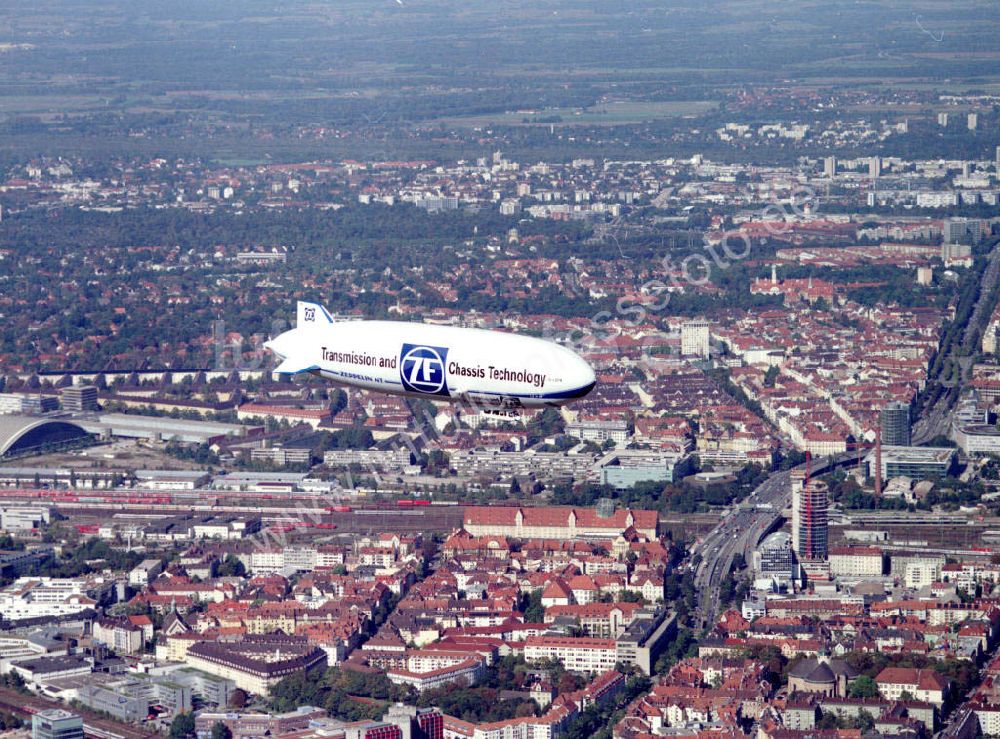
[{"left": 563, "top": 351, "right": 596, "bottom": 399}]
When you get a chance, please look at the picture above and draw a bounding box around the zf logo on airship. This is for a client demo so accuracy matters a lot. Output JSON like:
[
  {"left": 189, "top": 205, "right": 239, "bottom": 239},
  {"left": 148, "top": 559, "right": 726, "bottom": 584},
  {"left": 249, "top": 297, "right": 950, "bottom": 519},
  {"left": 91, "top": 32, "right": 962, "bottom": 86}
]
[{"left": 400, "top": 343, "right": 450, "bottom": 396}]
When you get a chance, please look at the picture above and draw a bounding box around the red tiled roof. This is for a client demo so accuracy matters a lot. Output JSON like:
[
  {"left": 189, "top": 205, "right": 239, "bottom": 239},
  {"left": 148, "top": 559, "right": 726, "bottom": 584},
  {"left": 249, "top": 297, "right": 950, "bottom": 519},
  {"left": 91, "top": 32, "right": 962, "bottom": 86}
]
[
  {"left": 876, "top": 667, "right": 948, "bottom": 691},
  {"left": 464, "top": 506, "right": 656, "bottom": 530}
]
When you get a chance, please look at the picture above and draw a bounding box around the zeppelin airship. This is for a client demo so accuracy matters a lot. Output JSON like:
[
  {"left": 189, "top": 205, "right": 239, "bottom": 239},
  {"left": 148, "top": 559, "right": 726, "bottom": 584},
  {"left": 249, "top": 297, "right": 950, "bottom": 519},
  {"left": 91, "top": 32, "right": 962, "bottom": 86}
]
[{"left": 263, "top": 302, "right": 596, "bottom": 410}]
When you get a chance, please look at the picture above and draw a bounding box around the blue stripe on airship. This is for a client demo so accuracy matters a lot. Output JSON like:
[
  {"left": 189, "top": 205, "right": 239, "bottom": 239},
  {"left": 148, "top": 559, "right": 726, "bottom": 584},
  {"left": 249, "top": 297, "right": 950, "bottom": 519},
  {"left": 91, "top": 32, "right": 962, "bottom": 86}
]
[
  {"left": 536, "top": 381, "right": 596, "bottom": 400},
  {"left": 462, "top": 381, "right": 596, "bottom": 401}
]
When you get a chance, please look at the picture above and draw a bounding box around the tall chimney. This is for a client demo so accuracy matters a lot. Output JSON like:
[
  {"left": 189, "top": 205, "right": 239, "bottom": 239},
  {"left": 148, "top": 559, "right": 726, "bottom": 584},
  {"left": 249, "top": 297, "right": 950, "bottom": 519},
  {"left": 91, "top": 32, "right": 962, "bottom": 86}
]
[{"left": 874, "top": 426, "right": 882, "bottom": 497}]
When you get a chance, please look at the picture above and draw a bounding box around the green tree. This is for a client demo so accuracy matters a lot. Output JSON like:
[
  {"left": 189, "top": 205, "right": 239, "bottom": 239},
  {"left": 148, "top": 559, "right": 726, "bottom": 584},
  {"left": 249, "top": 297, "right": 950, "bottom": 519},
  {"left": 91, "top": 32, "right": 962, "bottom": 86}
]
[
  {"left": 522, "top": 589, "right": 545, "bottom": 623},
  {"left": 228, "top": 689, "right": 248, "bottom": 709},
  {"left": 211, "top": 723, "right": 232, "bottom": 739},
  {"left": 217, "top": 554, "right": 246, "bottom": 577},
  {"left": 848, "top": 675, "right": 878, "bottom": 698},
  {"left": 170, "top": 713, "right": 196, "bottom": 739},
  {"left": 763, "top": 365, "right": 779, "bottom": 387}
]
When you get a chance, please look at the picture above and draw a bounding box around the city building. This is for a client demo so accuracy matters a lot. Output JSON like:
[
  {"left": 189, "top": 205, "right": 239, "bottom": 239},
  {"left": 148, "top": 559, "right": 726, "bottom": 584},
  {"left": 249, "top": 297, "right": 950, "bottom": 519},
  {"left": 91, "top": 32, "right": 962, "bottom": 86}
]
[
  {"left": 754, "top": 531, "right": 794, "bottom": 585},
  {"left": 59, "top": 385, "right": 98, "bottom": 412},
  {"left": 236, "top": 250, "right": 287, "bottom": 265},
  {"left": 249, "top": 445, "right": 312, "bottom": 466},
  {"left": 191, "top": 516, "right": 261, "bottom": 540},
  {"left": 0, "top": 506, "right": 51, "bottom": 531},
  {"left": 448, "top": 449, "right": 596, "bottom": 483},
  {"left": 387, "top": 656, "right": 486, "bottom": 692},
  {"left": 828, "top": 547, "right": 885, "bottom": 579},
  {"left": 792, "top": 480, "right": 828, "bottom": 561},
  {"left": 613, "top": 609, "right": 677, "bottom": 675},
  {"left": 680, "top": 320, "right": 710, "bottom": 358},
  {"left": 879, "top": 402, "right": 911, "bottom": 446},
  {"left": 0, "top": 577, "right": 101, "bottom": 620},
  {"left": 157, "top": 667, "right": 236, "bottom": 708},
  {"left": 11, "top": 654, "right": 93, "bottom": 688},
  {"left": 0, "top": 394, "right": 56, "bottom": 416},
  {"left": 954, "top": 423, "right": 1000, "bottom": 456},
  {"left": 183, "top": 635, "right": 327, "bottom": 695},
  {"left": 323, "top": 448, "right": 413, "bottom": 471},
  {"left": 594, "top": 449, "right": 686, "bottom": 489},
  {"left": 135, "top": 470, "right": 210, "bottom": 491},
  {"left": 92, "top": 615, "right": 152, "bottom": 655},
  {"left": 195, "top": 706, "right": 328, "bottom": 739},
  {"left": 75, "top": 413, "right": 256, "bottom": 445},
  {"left": 523, "top": 636, "right": 618, "bottom": 674},
  {"left": 0, "top": 547, "right": 57, "bottom": 579},
  {"left": 943, "top": 217, "right": 988, "bottom": 245},
  {"left": 31, "top": 709, "right": 83, "bottom": 739},
  {"left": 565, "top": 418, "right": 629, "bottom": 445},
  {"left": 20, "top": 396, "right": 59, "bottom": 414},
  {"left": 463, "top": 506, "right": 657, "bottom": 540},
  {"left": 73, "top": 678, "right": 153, "bottom": 723},
  {"left": 787, "top": 655, "right": 858, "bottom": 698},
  {"left": 128, "top": 559, "right": 165, "bottom": 587},
  {"left": 864, "top": 445, "right": 956, "bottom": 480},
  {"left": 942, "top": 240, "right": 973, "bottom": 266},
  {"left": 875, "top": 667, "right": 948, "bottom": 707}
]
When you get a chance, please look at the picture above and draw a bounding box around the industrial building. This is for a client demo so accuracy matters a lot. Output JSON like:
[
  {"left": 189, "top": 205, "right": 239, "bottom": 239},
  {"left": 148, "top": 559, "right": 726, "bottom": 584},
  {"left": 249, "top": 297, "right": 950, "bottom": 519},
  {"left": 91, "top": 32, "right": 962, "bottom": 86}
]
[
  {"left": 0, "top": 466, "right": 120, "bottom": 489},
  {"left": 864, "top": 445, "right": 956, "bottom": 480},
  {"left": 0, "top": 394, "right": 59, "bottom": 415},
  {"left": 74, "top": 413, "right": 259, "bottom": 445},
  {"left": 0, "top": 506, "right": 51, "bottom": 531},
  {"left": 954, "top": 423, "right": 1000, "bottom": 456},
  {"left": 135, "top": 469, "right": 210, "bottom": 491},
  {"left": 0, "top": 416, "right": 92, "bottom": 459},
  {"left": 595, "top": 449, "right": 687, "bottom": 488}
]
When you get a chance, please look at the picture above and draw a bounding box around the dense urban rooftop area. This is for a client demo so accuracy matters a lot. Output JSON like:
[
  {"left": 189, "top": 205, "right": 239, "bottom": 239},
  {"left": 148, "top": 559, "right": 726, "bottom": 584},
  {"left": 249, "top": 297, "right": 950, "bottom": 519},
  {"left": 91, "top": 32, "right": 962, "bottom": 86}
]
[{"left": 3, "top": 1, "right": 1000, "bottom": 739}]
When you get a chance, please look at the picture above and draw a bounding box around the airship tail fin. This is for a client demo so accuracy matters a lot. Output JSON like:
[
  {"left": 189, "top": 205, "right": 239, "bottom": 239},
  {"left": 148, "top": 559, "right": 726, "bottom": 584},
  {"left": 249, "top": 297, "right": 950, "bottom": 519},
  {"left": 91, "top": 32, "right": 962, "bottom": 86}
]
[{"left": 297, "top": 301, "right": 334, "bottom": 327}]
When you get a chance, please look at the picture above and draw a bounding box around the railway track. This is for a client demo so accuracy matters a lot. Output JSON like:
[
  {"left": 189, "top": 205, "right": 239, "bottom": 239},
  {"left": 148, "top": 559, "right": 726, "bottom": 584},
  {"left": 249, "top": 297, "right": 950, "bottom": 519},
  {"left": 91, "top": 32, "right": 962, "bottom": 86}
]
[
  {"left": 52, "top": 503, "right": 466, "bottom": 535},
  {"left": 0, "top": 686, "right": 156, "bottom": 739}
]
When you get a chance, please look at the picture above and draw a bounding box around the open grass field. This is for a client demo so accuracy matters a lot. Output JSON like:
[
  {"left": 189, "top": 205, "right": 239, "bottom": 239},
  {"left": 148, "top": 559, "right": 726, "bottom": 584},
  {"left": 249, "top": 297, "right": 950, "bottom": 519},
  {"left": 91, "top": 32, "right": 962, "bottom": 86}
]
[
  {"left": 0, "top": 0, "right": 998, "bottom": 160},
  {"left": 435, "top": 100, "right": 719, "bottom": 128}
]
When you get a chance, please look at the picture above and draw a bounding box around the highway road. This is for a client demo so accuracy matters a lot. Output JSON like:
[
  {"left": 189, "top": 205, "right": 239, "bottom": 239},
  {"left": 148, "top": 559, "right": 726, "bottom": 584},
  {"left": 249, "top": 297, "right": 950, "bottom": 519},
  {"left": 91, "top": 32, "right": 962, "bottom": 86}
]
[
  {"left": 691, "top": 468, "right": 794, "bottom": 628},
  {"left": 913, "top": 241, "right": 1000, "bottom": 444},
  {"left": 689, "top": 454, "right": 862, "bottom": 628}
]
